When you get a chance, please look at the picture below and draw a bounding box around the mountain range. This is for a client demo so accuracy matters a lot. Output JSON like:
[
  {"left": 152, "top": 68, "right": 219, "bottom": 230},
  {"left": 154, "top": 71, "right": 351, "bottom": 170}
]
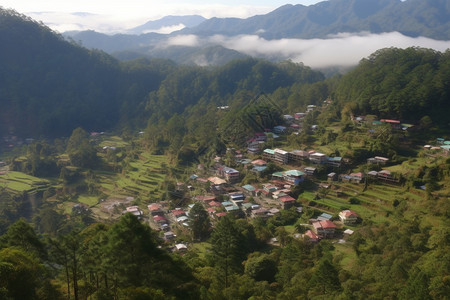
[{"left": 64, "top": 0, "right": 450, "bottom": 67}]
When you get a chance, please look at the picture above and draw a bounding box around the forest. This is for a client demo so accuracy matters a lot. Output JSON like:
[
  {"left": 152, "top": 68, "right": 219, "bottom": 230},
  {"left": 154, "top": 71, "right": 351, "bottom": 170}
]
[{"left": 0, "top": 8, "right": 449, "bottom": 300}]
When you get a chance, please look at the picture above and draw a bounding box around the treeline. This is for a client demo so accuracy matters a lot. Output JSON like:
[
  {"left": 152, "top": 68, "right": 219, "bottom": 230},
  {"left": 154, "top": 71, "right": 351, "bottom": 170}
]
[{"left": 1, "top": 202, "right": 449, "bottom": 299}]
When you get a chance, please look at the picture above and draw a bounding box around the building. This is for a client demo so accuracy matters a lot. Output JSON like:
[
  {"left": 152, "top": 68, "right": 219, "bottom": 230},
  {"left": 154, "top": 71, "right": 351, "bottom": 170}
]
[
  {"left": 367, "top": 156, "right": 389, "bottom": 165},
  {"left": 304, "top": 167, "right": 317, "bottom": 176},
  {"left": 339, "top": 210, "right": 359, "bottom": 224},
  {"left": 263, "top": 148, "right": 275, "bottom": 161},
  {"left": 304, "top": 230, "right": 319, "bottom": 243},
  {"left": 309, "top": 152, "right": 328, "bottom": 164},
  {"left": 312, "top": 220, "right": 336, "bottom": 238},
  {"left": 279, "top": 195, "right": 296, "bottom": 209},
  {"left": 218, "top": 166, "right": 240, "bottom": 183},
  {"left": 282, "top": 170, "right": 305, "bottom": 184},
  {"left": 327, "top": 156, "right": 343, "bottom": 167},
  {"left": 274, "top": 148, "right": 289, "bottom": 164},
  {"left": 288, "top": 150, "right": 309, "bottom": 164}
]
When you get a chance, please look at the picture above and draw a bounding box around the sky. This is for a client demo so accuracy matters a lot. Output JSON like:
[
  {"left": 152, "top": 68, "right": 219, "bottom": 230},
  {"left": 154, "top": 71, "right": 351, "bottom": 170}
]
[{"left": 0, "top": 0, "right": 324, "bottom": 32}]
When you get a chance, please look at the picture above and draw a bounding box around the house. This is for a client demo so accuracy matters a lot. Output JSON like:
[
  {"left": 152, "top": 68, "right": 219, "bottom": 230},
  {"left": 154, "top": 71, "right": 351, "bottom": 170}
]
[
  {"left": 327, "top": 157, "right": 342, "bottom": 167},
  {"left": 172, "top": 209, "right": 186, "bottom": 217},
  {"left": 126, "top": 206, "right": 143, "bottom": 217},
  {"left": 304, "top": 167, "right": 317, "bottom": 176},
  {"left": 254, "top": 132, "right": 267, "bottom": 142},
  {"left": 339, "top": 210, "right": 359, "bottom": 224},
  {"left": 441, "top": 145, "right": 450, "bottom": 156},
  {"left": 242, "top": 184, "right": 257, "bottom": 196},
  {"left": 283, "top": 115, "right": 295, "bottom": 123},
  {"left": 164, "top": 231, "right": 175, "bottom": 240},
  {"left": 282, "top": 170, "right": 305, "bottom": 185},
  {"left": 294, "top": 112, "right": 306, "bottom": 120},
  {"left": 342, "top": 172, "right": 364, "bottom": 183},
  {"left": 251, "top": 159, "right": 267, "bottom": 166},
  {"left": 153, "top": 215, "right": 167, "bottom": 224},
  {"left": 218, "top": 166, "right": 240, "bottom": 183},
  {"left": 175, "top": 243, "right": 188, "bottom": 252},
  {"left": 274, "top": 148, "right": 289, "bottom": 164},
  {"left": 273, "top": 126, "right": 287, "bottom": 134},
  {"left": 309, "top": 152, "right": 328, "bottom": 164},
  {"left": 367, "top": 156, "right": 389, "bottom": 165},
  {"left": 263, "top": 149, "right": 275, "bottom": 160},
  {"left": 208, "top": 176, "right": 227, "bottom": 185},
  {"left": 279, "top": 195, "right": 296, "bottom": 209},
  {"left": 215, "top": 212, "right": 227, "bottom": 218},
  {"left": 306, "top": 105, "right": 316, "bottom": 113},
  {"left": 304, "top": 230, "right": 319, "bottom": 243},
  {"left": 312, "top": 220, "right": 336, "bottom": 238},
  {"left": 317, "top": 213, "right": 333, "bottom": 221},
  {"left": 251, "top": 208, "right": 270, "bottom": 219},
  {"left": 229, "top": 193, "right": 245, "bottom": 206},
  {"left": 380, "top": 119, "right": 401, "bottom": 129},
  {"left": 252, "top": 165, "right": 267, "bottom": 174},
  {"left": 377, "top": 170, "right": 400, "bottom": 183},
  {"left": 148, "top": 203, "right": 164, "bottom": 216},
  {"left": 288, "top": 150, "right": 309, "bottom": 164},
  {"left": 328, "top": 172, "right": 337, "bottom": 182},
  {"left": 195, "top": 195, "right": 217, "bottom": 203}
]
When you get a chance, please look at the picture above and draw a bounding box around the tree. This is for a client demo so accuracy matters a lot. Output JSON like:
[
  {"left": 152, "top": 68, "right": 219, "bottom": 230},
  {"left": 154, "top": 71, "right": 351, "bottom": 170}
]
[
  {"left": 188, "top": 203, "right": 211, "bottom": 241},
  {"left": 0, "top": 248, "right": 42, "bottom": 300},
  {"left": 308, "top": 256, "right": 341, "bottom": 297},
  {"left": 66, "top": 127, "right": 98, "bottom": 168},
  {"left": 210, "top": 216, "right": 246, "bottom": 288},
  {"left": 3, "top": 218, "right": 46, "bottom": 259}
]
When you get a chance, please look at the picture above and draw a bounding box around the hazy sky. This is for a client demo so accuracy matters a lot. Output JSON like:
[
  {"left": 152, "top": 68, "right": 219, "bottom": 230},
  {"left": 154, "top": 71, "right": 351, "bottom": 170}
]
[{"left": 0, "top": 0, "right": 324, "bottom": 32}]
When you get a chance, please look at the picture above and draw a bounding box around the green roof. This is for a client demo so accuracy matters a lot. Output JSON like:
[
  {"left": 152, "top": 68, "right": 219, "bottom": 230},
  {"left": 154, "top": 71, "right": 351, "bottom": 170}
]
[
  {"left": 264, "top": 149, "right": 275, "bottom": 154},
  {"left": 284, "top": 170, "right": 305, "bottom": 176},
  {"left": 242, "top": 184, "right": 256, "bottom": 192},
  {"left": 272, "top": 172, "right": 284, "bottom": 177}
]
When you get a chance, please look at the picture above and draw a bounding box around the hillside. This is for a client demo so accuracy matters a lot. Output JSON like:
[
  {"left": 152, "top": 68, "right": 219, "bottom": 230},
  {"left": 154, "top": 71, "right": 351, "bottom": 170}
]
[{"left": 182, "top": 0, "right": 450, "bottom": 40}]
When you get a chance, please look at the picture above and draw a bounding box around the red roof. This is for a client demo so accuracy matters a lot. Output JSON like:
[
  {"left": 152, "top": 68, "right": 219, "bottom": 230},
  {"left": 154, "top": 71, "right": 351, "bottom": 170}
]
[
  {"left": 320, "top": 220, "right": 336, "bottom": 229},
  {"left": 209, "top": 201, "right": 221, "bottom": 207},
  {"left": 340, "top": 210, "right": 359, "bottom": 217},
  {"left": 216, "top": 212, "right": 227, "bottom": 217},
  {"left": 381, "top": 119, "right": 400, "bottom": 124},
  {"left": 305, "top": 230, "right": 319, "bottom": 240},
  {"left": 153, "top": 216, "right": 166, "bottom": 221},
  {"left": 148, "top": 203, "right": 162, "bottom": 211},
  {"left": 172, "top": 210, "right": 186, "bottom": 216},
  {"left": 350, "top": 172, "right": 363, "bottom": 178},
  {"left": 279, "top": 195, "right": 296, "bottom": 202},
  {"left": 195, "top": 195, "right": 216, "bottom": 202}
]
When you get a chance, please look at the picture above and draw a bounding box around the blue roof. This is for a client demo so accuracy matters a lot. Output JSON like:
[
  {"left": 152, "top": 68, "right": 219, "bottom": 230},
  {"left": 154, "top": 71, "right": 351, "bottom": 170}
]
[
  {"left": 253, "top": 166, "right": 267, "bottom": 172},
  {"left": 242, "top": 184, "right": 256, "bottom": 191}
]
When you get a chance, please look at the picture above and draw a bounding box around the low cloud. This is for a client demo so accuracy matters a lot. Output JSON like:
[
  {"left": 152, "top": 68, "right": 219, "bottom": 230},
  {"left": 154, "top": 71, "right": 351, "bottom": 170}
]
[
  {"left": 166, "top": 34, "right": 200, "bottom": 47},
  {"left": 173, "top": 32, "right": 450, "bottom": 68},
  {"left": 143, "top": 24, "right": 186, "bottom": 34}
]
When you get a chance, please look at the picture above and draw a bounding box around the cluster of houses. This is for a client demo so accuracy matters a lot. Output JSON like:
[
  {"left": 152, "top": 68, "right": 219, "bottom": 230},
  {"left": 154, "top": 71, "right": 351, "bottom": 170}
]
[
  {"left": 424, "top": 138, "right": 450, "bottom": 156},
  {"left": 262, "top": 148, "right": 343, "bottom": 168},
  {"left": 303, "top": 209, "right": 360, "bottom": 242}
]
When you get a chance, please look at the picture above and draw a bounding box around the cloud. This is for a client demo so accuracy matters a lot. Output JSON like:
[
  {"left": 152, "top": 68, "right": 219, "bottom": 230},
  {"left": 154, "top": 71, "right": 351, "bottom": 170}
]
[
  {"left": 166, "top": 34, "right": 200, "bottom": 47},
  {"left": 202, "top": 32, "right": 450, "bottom": 68},
  {"left": 143, "top": 24, "right": 186, "bottom": 34}
]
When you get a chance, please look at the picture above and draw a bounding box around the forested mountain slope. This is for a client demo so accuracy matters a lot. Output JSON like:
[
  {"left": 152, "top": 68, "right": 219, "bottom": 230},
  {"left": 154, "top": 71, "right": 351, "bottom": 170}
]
[{"left": 182, "top": 0, "right": 450, "bottom": 40}]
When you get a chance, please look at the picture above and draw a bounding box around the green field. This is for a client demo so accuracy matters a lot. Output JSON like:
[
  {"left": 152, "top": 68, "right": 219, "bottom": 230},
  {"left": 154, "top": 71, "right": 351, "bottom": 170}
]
[{"left": 0, "top": 171, "right": 49, "bottom": 193}]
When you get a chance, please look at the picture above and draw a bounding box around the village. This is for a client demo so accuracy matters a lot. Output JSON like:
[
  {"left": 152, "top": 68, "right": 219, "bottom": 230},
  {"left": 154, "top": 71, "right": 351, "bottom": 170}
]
[{"left": 116, "top": 107, "right": 450, "bottom": 253}]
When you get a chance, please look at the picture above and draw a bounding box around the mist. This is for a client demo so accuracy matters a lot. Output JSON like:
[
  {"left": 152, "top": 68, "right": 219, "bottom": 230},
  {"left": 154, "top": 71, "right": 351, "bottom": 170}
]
[{"left": 166, "top": 32, "right": 450, "bottom": 68}]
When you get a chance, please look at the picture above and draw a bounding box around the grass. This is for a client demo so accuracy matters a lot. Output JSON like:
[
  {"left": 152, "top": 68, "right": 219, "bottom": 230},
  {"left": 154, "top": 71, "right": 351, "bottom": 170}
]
[{"left": 0, "top": 171, "right": 49, "bottom": 193}]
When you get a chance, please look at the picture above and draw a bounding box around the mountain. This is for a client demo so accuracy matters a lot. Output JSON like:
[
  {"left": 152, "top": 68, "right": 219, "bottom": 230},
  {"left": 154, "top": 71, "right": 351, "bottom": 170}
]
[
  {"left": 181, "top": 0, "right": 450, "bottom": 40},
  {"left": 64, "top": 0, "right": 450, "bottom": 67},
  {"left": 0, "top": 8, "right": 168, "bottom": 137},
  {"left": 126, "top": 15, "right": 207, "bottom": 34}
]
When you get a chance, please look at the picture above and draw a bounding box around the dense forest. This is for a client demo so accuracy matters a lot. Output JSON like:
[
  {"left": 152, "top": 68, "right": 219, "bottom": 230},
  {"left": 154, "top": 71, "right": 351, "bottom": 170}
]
[{"left": 0, "top": 8, "right": 449, "bottom": 300}]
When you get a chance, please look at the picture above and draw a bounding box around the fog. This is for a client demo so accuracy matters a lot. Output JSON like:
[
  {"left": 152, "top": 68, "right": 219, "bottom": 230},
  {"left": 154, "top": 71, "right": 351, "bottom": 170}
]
[{"left": 166, "top": 32, "right": 450, "bottom": 68}]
